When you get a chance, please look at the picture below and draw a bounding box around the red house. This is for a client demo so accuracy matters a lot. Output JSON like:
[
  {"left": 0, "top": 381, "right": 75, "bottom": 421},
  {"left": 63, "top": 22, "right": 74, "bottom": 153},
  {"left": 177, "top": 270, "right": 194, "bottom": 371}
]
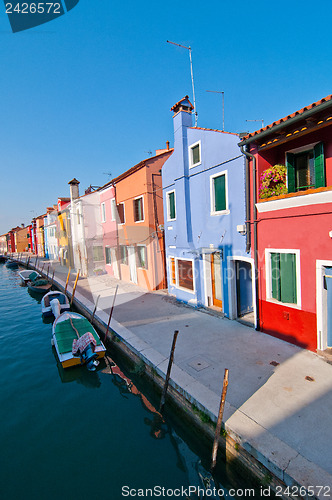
[{"left": 239, "top": 94, "right": 332, "bottom": 353}]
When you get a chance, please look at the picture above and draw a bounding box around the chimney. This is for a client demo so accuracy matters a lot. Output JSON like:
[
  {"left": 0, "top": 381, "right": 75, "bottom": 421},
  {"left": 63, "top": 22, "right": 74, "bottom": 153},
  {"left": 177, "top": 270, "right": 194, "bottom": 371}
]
[
  {"left": 166, "top": 140, "right": 170, "bottom": 150},
  {"left": 68, "top": 178, "right": 80, "bottom": 201}
]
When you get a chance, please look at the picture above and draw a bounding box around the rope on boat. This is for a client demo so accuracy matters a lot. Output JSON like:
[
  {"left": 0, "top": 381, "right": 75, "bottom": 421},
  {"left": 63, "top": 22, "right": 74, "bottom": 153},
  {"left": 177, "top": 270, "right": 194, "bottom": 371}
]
[{"left": 69, "top": 317, "right": 80, "bottom": 338}]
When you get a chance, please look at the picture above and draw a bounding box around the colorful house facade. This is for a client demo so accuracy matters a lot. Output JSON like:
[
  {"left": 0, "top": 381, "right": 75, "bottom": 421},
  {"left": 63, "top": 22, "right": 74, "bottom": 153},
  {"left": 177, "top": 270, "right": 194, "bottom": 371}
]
[
  {"left": 15, "top": 225, "right": 31, "bottom": 253},
  {"left": 239, "top": 93, "right": 332, "bottom": 352},
  {"left": 111, "top": 147, "right": 173, "bottom": 290},
  {"left": 69, "top": 180, "right": 104, "bottom": 277},
  {"left": 162, "top": 97, "right": 253, "bottom": 320},
  {"left": 99, "top": 182, "right": 118, "bottom": 278},
  {"left": 44, "top": 206, "right": 59, "bottom": 261},
  {"left": 57, "top": 198, "right": 73, "bottom": 267},
  {"left": 0, "top": 234, "right": 7, "bottom": 254}
]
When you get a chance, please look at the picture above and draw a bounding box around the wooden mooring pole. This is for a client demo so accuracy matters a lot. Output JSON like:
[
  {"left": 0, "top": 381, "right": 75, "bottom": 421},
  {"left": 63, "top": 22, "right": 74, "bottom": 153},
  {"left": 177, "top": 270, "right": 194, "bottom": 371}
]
[
  {"left": 70, "top": 270, "right": 80, "bottom": 306},
  {"left": 104, "top": 285, "right": 119, "bottom": 343},
  {"left": 64, "top": 267, "right": 71, "bottom": 294},
  {"left": 40, "top": 263, "right": 45, "bottom": 274},
  {"left": 211, "top": 368, "right": 229, "bottom": 470},
  {"left": 159, "top": 330, "right": 179, "bottom": 413},
  {"left": 91, "top": 294, "right": 101, "bottom": 322},
  {"left": 51, "top": 270, "right": 55, "bottom": 285},
  {"left": 46, "top": 265, "right": 50, "bottom": 279}
]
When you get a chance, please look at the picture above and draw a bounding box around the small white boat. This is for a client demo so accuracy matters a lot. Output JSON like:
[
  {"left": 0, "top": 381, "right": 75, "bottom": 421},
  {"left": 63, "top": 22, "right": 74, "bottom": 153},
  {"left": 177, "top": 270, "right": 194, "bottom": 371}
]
[
  {"left": 52, "top": 311, "right": 106, "bottom": 370},
  {"left": 41, "top": 291, "right": 70, "bottom": 318},
  {"left": 19, "top": 270, "right": 41, "bottom": 285}
]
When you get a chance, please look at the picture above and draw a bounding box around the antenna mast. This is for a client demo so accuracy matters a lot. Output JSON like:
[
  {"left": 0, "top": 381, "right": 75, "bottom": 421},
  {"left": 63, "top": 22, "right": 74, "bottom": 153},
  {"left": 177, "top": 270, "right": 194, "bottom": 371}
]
[{"left": 167, "top": 40, "right": 197, "bottom": 126}]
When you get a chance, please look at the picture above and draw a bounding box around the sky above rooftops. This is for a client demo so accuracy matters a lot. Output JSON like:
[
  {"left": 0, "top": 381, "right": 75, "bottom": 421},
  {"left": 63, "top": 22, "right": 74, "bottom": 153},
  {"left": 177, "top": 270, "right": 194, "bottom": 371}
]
[{"left": 1, "top": 0, "right": 332, "bottom": 233}]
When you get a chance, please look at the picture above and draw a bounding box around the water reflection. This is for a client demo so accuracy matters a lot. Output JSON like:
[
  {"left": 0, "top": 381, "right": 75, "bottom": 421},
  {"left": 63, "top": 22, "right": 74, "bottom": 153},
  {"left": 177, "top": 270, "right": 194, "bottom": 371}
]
[
  {"left": 52, "top": 347, "right": 102, "bottom": 388},
  {"left": 27, "top": 288, "right": 43, "bottom": 304}
]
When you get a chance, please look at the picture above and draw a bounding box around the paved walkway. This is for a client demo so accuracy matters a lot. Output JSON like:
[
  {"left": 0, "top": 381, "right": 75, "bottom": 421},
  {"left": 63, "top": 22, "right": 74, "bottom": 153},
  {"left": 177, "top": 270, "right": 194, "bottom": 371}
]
[{"left": 21, "top": 258, "right": 332, "bottom": 497}]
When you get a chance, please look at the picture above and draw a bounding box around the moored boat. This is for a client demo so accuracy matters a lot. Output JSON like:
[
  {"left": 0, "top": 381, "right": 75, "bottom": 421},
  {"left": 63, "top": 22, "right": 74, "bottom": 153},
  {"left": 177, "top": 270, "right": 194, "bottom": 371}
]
[
  {"left": 27, "top": 277, "right": 52, "bottom": 294},
  {"left": 52, "top": 311, "right": 106, "bottom": 370},
  {"left": 19, "top": 270, "right": 41, "bottom": 285},
  {"left": 5, "top": 259, "right": 19, "bottom": 269},
  {"left": 0, "top": 255, "right": 8, "bottom": 263},
  {"left": 41, "top": 291, "right": 70, "bottom": 318}
]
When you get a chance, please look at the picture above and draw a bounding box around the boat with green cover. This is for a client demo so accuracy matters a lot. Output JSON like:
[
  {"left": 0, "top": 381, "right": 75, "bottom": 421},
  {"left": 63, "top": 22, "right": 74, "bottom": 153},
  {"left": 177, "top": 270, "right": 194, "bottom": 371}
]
[{"left": 52, "top": 311, "right": 106, "bottom": 369}]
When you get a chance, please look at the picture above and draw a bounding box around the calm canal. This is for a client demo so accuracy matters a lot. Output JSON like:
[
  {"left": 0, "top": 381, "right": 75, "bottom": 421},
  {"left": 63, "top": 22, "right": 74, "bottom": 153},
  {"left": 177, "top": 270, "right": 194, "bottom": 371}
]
[{"left": 0, "top": 264, "right": 257, "bottom": 500}]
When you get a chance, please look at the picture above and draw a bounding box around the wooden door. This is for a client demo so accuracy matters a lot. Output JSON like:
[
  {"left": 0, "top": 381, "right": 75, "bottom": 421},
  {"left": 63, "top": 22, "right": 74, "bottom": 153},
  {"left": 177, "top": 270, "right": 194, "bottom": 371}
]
[{"left": 211, "top": 253, "right": 222, "bottom": 309}]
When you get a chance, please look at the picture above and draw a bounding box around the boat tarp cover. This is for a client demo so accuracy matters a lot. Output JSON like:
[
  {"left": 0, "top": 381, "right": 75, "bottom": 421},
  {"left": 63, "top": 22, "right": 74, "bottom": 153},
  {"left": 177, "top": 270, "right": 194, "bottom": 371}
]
[{"left": 55, "top": 317, "right": 101, "bottom": 354}]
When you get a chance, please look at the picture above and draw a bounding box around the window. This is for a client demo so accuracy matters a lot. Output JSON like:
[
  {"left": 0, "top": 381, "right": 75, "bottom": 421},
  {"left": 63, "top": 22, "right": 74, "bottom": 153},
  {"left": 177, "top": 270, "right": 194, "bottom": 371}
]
[
  {"left": 166, "top": 190, "right": 176, "bottom": 221},
  {"left": 287, "top": 142, "right": 325, "bottom": 192},
  {"left": 101, "top": 202, "right": 106, "bottom": 223},
  {"left": 169, "top": 257, "right": 176, "bottom": 285},
  {"left": 111, "top": 199, "right": 116, "bottom": 221},
  {"left": 177, "top": 259, "right": 194, "bottom": 291},
  {"left": 137, "top": 245, "right": 147, "bottom": 269},
  {"left": 211, "top": 171, "right": 227, "bottom": 214},
  {"left": 120, "top": 245, "right": 128, "bottom": 264},
  {"left": 105, "top": 246, "right": 112, "bottom": 265},
  {"left": 93, "top": 246, "right": 104, "bottom": 262},
  {"left": 269, "top": 252, "right": 298, "bottom": 304},
  {"left": 134, "top": 197, "right": 144, "bottom": 222},
  {"left": 189, "top": 140, "right": 201, "bottom": 168},
  {"left": 117, "top": 203, "right": 125, "bottom": 224}
]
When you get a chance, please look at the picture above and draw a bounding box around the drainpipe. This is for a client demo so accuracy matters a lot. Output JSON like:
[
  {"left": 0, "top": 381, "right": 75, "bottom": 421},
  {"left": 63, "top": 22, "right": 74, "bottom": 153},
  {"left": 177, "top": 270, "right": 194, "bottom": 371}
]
[{"left": 239, "top": 144, "right": 260, "bottom": 331}]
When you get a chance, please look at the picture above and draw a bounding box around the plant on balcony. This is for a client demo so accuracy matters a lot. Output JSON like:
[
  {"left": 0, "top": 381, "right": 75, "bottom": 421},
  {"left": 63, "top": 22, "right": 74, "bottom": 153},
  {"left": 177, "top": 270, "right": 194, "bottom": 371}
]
[{"left": 259, "top": 164, "right": 287, "bottom": 199}]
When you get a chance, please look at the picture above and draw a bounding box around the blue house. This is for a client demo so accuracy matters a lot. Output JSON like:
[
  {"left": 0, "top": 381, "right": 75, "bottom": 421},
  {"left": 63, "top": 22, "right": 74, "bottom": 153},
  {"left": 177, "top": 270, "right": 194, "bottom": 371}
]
[{"left": 162, "top": 96, "right": 255, "bottom": 323}]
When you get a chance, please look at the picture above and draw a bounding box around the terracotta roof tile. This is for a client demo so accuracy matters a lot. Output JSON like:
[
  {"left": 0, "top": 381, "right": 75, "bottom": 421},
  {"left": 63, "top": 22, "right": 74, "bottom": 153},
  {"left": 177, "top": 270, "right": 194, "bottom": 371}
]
[
  {"left": 170, "top": 95, "right": 194, "bottom": 112},
  {"left": 190, "top": 126, "right": 238, "bottom": 136},
  {"left": 242, "top": 93, "right": 332, "bottom": 140}
]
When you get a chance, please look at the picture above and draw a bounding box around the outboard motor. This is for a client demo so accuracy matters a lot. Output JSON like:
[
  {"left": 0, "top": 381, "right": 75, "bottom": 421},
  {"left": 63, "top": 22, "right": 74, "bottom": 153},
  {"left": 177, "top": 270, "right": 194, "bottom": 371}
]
[
  {"left": 81, "top": 344, "right": 99, "bottom": 371},
  {"left": 50, "top": 299, "right": 61, "bottom": 319}
]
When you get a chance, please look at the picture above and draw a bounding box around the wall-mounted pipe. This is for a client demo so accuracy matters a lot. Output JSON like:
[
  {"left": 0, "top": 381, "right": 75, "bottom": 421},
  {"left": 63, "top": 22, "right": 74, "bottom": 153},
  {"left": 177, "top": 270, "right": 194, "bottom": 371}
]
[{"left": 239, "top": 144, "right": 260, "bottom": 331}]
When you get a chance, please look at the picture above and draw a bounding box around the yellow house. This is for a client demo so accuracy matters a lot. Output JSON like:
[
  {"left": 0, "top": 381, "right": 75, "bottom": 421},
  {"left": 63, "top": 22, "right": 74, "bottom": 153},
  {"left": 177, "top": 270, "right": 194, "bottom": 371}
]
[{"left": 57, "top": 198, "right": 73, "bottom": 267}]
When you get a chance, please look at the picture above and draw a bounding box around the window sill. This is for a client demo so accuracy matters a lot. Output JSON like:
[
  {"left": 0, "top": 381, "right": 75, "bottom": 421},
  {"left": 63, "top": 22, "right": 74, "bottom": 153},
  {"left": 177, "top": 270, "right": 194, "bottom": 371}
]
[
  {"left": 189, "top": 161, "right": 201, "bottom": 169},
  {"left": 266, "top": 298, "right": 301, "bottom": 310},
  {"left": 258, "top": 185, "right": 332, "bottom": 203},
  {"left": 256, "top": 186, "right": 332, "bottom": 213},
  {"left": 211, "top": 209, "right": 230, "bottom": 216}
]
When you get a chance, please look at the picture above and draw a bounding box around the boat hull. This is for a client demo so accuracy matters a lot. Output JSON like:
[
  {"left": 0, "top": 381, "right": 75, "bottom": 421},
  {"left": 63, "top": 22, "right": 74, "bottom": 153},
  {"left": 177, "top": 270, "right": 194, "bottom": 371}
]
[
  {"left": 41, "top": 291, "right": 70, "bottom": 317},
  {"left": 52, "top": 311, "right": 106, "bottom": 369},
  {"left": 27, "top": 282, "right": 52, "bottom": 294}
]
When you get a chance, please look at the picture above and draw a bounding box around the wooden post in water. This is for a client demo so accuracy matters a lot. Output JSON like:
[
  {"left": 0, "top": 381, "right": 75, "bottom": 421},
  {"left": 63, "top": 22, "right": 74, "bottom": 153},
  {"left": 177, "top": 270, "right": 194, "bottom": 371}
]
[
  {"left": 46, "top": 265, "right": 50, "bottom": 279},
  {"left": 91, "top": 294, "right": 101, "bottom": 322},
  {"left": 70, "top": 270, "right": 80, "bottom": 305},
  {"left": 40, "top": 263, "right": 45, "bottom": 274},
  {"left": 211, "top": 368, "right": 229, "bottom": 471},
  {"left": 104, "top": 285, "right": 119, "bottom": 343},
  {"left": 51, "top": 270, "right": 55, "bottom": 285},
  {"left": 159, "top": 330, "right": 179, "bottom": 413},
  {"left": 64, "top": 267, "right": 71, "bottom": 294}
]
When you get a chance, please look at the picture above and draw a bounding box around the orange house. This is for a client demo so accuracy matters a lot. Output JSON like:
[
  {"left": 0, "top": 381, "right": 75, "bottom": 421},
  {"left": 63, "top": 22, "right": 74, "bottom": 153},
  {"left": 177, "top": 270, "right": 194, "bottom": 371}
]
[
  {"left": 112, "top": 146, "right": 173, "bottom": 290},
  {"left": 15, "top": 225, "right": 31, "bottom": 253}
]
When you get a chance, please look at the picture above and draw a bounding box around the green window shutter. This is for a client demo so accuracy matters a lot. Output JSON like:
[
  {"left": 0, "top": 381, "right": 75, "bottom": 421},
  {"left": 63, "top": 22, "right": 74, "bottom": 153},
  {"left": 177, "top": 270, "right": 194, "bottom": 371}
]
[
  {"left": 271, "top": 253, "right": 281, "bottom": 301},
  {"left": 214, "top": 175, "right": 226, "bottom": 212},
  {"left": 286, "top": 152, "right": 295, "bottom": 193},
  {"left": 280, "top": 253, "right": 297, "bottom": 304},
  {"left": 314, "top": 142, "right": 325, "bottom": 188},
  {"left": 169, "top": 192, "right": 176, "bottom": 219}
]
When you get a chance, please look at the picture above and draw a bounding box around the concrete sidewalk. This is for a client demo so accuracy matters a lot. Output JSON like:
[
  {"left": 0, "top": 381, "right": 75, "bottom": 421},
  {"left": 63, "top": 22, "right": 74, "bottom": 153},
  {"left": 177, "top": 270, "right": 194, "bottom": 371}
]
[{"left": 28, "top": 259, "right": 332, "bottom": 497}]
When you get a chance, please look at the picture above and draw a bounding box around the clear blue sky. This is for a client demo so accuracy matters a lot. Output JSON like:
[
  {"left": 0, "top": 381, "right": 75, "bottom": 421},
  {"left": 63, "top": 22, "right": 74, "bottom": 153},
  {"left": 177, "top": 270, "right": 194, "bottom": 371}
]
[{"left": 1, "top": 0, "right": 332, "bottom": 234}]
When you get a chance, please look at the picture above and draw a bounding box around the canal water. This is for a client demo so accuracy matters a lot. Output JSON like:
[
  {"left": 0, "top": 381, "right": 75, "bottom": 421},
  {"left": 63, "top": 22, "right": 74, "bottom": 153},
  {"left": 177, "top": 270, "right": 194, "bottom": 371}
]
[{"left": 0, "top": 264, "right": 257, "bottom": 500}]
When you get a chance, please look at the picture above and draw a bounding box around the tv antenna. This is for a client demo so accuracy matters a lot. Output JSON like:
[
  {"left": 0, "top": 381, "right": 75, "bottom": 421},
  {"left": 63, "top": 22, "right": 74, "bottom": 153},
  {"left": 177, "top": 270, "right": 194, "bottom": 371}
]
[
  {"left": 246, "top": 119, "right": 264, "bottom": 129},
  {"left": 206, "top": 90, "right": 225, "bottom": 131},
  {"left": 167, "top": 40, "right": 197, "bottom": 126}
]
